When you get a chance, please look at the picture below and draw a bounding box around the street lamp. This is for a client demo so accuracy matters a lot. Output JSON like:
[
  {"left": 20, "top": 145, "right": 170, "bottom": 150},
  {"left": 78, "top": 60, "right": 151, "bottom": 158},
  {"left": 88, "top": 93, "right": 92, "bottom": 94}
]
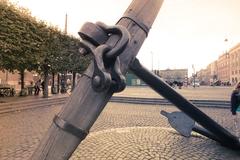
[
  {"left": 192, "top": 64, "right": 195, "bottom": 88},
  {"left": 151, "top": 51, "right": 153, "bottom": 72},
  {"left": 224, "top": 38, "right": 228, "bottom": 53}
]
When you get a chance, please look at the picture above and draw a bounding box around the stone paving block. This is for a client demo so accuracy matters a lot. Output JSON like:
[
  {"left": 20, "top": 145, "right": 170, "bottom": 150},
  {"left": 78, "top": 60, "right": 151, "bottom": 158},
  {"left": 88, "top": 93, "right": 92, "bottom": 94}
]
[
  {"left": 70, "top": 127, "right": 240, "bottom": 160},
  {"left": 0, "top": 102, "right": 240, "bottom": 159}
]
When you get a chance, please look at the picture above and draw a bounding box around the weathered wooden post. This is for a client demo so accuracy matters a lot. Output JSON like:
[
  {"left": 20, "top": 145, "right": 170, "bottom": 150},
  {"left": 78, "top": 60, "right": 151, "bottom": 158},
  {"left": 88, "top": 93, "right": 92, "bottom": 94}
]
[{"left": 31, "top": 0, "right": 164, "bottom": 159}]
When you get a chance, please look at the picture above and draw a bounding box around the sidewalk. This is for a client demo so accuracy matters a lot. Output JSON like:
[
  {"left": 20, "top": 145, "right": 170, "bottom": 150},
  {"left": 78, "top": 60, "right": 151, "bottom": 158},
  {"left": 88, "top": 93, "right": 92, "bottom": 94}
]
[
  {"left": 1, "top": 86, "right": 232, "bottom": 104},
  {"left": 0, "top": 101, "right": 239, "bottom": 159},
  {"left": 0, "top": 92, "right": 70, "bottom": 104}
]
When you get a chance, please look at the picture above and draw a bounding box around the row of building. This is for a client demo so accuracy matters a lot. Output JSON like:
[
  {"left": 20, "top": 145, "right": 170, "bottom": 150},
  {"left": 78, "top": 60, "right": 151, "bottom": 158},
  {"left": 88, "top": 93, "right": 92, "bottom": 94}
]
[
  {"left": 126, "top": 69, "right": 188, "bottom": 86},
  {"left": 0, "top": 68, "right": 189, "bottom": 89},
  {"left": 5, "top": 41, "right": 239, "bottom": 88},
  {"left": 0, "top": 71, "right": 36, "bottom": 90},
  {"left": 197, "top": 43, "right": 240, "bottom": 86}
]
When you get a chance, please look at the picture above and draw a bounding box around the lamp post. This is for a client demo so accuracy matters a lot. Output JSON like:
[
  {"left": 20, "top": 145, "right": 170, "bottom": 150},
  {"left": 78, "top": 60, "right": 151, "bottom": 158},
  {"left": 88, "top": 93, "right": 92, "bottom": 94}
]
[
  {"left": 224, "top": 38, "right": 228, "bottom": 53},
  {"left": 151, "top": 51, "right": 153, "bottom": 72},
  {"left": 192, "top": 64, "right": 195, "bottom": 88}
]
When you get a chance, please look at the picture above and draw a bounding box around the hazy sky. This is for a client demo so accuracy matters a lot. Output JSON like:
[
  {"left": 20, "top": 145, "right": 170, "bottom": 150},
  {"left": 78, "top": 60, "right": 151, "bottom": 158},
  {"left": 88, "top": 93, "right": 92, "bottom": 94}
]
[{"left": 10, "top": 0, "right": 240, "bottom": 76}]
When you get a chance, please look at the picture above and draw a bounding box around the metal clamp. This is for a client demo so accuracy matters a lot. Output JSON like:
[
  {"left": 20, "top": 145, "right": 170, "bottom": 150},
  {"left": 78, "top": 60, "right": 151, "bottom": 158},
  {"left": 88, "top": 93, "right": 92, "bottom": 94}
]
[
  {"left": 78, "top": 22, "right": 130, "bottom": 92},
  {"left": 117, "top": 13, "right": 150, "bottom": 36},
  {"left": 53, "top": 115, "right": 88, "bottom": 140}
]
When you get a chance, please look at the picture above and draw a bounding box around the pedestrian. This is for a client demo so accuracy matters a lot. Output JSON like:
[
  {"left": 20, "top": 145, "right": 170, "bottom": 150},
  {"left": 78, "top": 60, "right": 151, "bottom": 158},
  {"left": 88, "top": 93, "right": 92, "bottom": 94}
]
[
  {"left": 34, "top": 80, "right": 41, "bottom": 95},
  {"left": 230, "top": 82, "right": 240, "bottom": 138},
  {"left": 231, "top": 82, "right": 240, "bottom": 115},
  {"left": 60, "top": 79, "right": 66, "bottom": 93},
  {"left": 28, "top": 81, "right": 34, "bottom": 95}
]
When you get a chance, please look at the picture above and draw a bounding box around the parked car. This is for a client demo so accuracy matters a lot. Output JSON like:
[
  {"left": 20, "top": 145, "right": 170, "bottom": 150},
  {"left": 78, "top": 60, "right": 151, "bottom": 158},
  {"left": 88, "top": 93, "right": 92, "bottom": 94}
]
[
  {"left": 192, "top": 82, "right": 200, "bottom": 87},
  {"left": 211, "top": 80, "right": 221, "bottom": 86}
]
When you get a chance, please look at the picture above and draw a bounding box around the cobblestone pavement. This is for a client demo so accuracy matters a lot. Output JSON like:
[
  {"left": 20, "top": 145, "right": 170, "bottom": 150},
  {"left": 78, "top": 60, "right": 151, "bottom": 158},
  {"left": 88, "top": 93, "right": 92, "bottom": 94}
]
[{"left": 0, "top": 102, "right": 240, "bottom": 160}]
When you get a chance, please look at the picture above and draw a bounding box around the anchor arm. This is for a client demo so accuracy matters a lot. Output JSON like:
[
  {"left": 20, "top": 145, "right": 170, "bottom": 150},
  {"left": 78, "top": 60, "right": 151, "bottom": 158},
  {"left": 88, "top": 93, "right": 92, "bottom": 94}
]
[{"left": 130, "top": 58, "right": 240, "bottom": 150}]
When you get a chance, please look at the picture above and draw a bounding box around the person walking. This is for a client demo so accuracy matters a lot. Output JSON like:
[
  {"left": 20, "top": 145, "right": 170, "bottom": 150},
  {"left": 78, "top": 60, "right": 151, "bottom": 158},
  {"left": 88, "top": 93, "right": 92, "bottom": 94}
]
[
  {"left": 230, "top": 82, "right": 240, "bottom": 138},
  {"left": 34, "top": 80, "right": 41, "bottom": 95},
  {"left": 231, "top": 82, "right": 240, "bottom": 115}
]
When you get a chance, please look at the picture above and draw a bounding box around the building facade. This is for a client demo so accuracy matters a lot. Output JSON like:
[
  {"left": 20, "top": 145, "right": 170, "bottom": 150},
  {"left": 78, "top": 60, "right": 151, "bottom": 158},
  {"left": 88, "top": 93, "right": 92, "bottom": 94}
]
[
  {"left": 157, "top": 69, "right": 188, "bottom": 83},
  {"left": 0, "top": 70, "right": 36, "bottom": 90},
  {"left": 195, "top": 43, "right": 240, "bottom": 86},
  {"left": 125, "top": 72, "right": 145, "bottom": 86},
  {"left": 217, "top": 52, "right": 230, "bottom": 83},
  {"left": 229, "top": 43, "right": 240, "bottom": 85},
  {"left": 209, "top": 60, "right": 218, "bottom": 84},
  {"left": 197, "top": 68, "right": 209, "bottom": 85}
]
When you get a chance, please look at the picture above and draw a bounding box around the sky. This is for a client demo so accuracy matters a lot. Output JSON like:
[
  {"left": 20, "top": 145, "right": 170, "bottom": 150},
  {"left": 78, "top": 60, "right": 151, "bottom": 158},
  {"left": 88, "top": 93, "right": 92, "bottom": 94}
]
[{"left": 9, "top": 0, "right": 240, "bottom": 76}]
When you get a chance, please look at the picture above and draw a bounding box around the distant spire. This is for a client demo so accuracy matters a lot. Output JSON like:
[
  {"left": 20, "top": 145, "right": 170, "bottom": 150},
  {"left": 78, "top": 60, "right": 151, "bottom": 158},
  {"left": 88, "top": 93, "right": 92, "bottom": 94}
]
[
  {"left": 224, "top": 38, "right": 228, "bottom": 53},
  {"left": 64, "top": 13, "right": 68, "bottom": 34}
]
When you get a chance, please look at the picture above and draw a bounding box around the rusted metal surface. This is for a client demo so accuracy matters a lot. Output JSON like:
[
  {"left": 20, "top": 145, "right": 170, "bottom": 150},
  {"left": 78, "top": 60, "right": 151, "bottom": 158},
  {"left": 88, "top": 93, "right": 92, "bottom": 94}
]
[
  {"left": 31, "top": 1, "right": 164, "bottom": 159},
  {"left": 79, "top": 22, "right": 130, "bottom": 92}
]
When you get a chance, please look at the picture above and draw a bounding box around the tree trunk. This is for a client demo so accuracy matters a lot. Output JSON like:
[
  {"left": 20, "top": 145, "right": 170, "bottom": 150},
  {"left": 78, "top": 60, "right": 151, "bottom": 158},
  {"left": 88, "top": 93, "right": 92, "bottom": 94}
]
[
  {"left": 63, "top": 71, "right": 67, "bottom": 93},
  {"left": 19, "top": 70, "right": 25, "bottom": 96},
  {"left": 31, "top": 0, "right": 163, "bottom": 159},
  {"left": 5, "top": 71, "right": 8, "bottom": 83},
  {"left": 60, "top": 71, "right": 67, "bottom": 93},
  {"left": 20, "top": 70, "right": 24, "bottom": 91},
  {"left": 51, "top": 72, "right": 55, "bottom": 94},
  {"left": 71, "top": 71, "right": 76, "bottom": 92},
  {"left": 57, "top": 73, "right": 60, "bottom": 93},
  {"left": 43, "top": 70, "right": 49, "bottom": 98}
]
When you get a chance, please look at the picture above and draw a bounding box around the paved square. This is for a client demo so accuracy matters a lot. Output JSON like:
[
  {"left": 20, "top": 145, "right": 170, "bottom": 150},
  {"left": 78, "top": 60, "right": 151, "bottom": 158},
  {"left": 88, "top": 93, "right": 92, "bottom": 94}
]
[{"left": 0, "top": 86, "right": 240, "bottom": 159}]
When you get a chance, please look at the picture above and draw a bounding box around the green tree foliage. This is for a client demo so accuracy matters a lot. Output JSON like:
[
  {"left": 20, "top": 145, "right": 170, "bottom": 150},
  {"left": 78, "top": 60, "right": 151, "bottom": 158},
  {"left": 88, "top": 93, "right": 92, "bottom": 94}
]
[
  {"left": 0, "top": 0, "right": 91, "bottom": 96},
  {"left": 0, "top": 0, "right": 43, "bottom": 72},
  {"left": 0, "top": 0, "right": 44, "bottom": 94},
  {"left": 64, "top": 36, "right": 91, "bottom": 73},
  {"left": 52, "top": 34, "right": 91, "bottom": 92},
  {"left": 65, "top": 36, "right": 91, "bottom": 90}
]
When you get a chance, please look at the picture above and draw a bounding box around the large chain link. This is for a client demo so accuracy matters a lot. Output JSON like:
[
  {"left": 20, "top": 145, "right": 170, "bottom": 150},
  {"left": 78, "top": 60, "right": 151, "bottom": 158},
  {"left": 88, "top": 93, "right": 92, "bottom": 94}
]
[{"left": 78, "top": 22, "right": 130, "bottom": 92}]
